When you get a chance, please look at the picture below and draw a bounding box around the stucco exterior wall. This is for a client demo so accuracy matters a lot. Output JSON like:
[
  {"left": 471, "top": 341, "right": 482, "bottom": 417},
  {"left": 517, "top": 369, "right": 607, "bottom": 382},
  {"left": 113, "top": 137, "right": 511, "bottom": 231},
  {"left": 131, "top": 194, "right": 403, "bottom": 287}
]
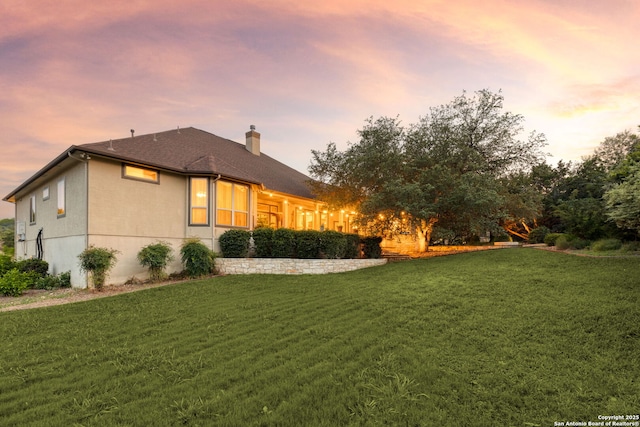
[
  {"left": 216, "top": 258, "right": 387, "bottom": 275},
  {"left": 44, "top": 235, "right": 87, "bottom": 286},
  {"left": 87, "top": 158, "right": 188, "bottom": 238},
  {"left": 13, "top": 161, "right": 88, "bottom": 286},
  {"left": 86, "top": 235, "right": 185, "bottom": 286}
]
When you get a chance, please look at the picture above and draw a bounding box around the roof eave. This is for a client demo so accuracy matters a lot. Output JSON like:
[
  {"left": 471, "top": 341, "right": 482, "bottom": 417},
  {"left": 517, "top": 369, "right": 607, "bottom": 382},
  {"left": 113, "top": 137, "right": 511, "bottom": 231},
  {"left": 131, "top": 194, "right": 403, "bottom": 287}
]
[{"left": 2, "top": 146, "right": 80, "bottom": 203}]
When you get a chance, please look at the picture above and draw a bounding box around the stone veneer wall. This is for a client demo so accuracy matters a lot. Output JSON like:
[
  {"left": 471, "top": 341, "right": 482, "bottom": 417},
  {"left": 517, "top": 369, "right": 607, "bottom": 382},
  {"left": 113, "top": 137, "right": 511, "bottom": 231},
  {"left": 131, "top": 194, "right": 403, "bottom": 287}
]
[{"left": 216, "top": 258, "right": 387, "bottom": 275}]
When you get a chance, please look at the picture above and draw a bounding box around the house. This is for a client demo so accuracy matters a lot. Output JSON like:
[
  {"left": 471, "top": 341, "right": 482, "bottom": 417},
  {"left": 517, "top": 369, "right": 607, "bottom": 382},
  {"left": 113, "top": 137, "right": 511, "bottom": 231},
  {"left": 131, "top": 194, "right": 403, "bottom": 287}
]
[{"left": 3, "top": 126, "right": 357, "bottom": 287}]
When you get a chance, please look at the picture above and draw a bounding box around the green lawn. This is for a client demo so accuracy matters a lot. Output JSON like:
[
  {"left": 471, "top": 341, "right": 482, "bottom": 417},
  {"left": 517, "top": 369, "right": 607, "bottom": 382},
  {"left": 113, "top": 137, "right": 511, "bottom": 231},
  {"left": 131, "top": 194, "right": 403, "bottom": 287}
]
[{"left": 1, "top": 249, "right": 638, "bottom": 426}]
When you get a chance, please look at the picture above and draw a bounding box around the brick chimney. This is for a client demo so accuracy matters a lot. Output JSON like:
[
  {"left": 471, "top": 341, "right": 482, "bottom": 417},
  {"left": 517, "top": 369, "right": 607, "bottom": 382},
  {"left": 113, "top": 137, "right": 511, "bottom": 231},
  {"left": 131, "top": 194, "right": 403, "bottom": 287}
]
[{"left": 245, "top": 125, "right": 260, "bottom": 156}]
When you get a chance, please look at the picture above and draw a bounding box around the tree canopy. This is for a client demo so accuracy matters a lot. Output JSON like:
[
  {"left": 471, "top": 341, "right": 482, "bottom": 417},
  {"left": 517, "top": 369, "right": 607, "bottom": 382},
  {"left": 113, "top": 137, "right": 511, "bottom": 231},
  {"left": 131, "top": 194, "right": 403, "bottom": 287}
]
[
  {"left": 309, "top": 89, "right": 547, "bottom": 250},
  {"left": 603, "top": 143, "right": 640, "bottom": 236}
]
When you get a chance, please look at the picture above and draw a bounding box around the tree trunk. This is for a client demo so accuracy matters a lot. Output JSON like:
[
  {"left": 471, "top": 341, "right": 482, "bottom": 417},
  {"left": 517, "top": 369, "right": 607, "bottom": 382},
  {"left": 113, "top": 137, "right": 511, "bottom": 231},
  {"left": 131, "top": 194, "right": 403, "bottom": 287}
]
[{"left": 416, "top": 218, "right": 438, "bottom": 252}]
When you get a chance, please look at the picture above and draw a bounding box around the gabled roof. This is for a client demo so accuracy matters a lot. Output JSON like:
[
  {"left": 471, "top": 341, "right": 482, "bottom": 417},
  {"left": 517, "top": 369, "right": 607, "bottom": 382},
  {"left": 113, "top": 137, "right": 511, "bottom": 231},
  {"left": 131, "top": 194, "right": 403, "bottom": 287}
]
[{"left": 4, "top": 127, "right": 316, "bottom": 202}]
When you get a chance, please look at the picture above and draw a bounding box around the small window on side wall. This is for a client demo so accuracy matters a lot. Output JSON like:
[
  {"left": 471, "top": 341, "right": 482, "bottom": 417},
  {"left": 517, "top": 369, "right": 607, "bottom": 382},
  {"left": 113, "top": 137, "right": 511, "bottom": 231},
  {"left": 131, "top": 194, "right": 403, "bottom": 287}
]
[
  {"left": 57, "top": 177, "right": 66, "bottom": 217},
  {"left": 123, "top": 164, "right": 159, "bottom": 183},
  {"left": 29, "top": 195, "right": 36, "bottom": 224}
]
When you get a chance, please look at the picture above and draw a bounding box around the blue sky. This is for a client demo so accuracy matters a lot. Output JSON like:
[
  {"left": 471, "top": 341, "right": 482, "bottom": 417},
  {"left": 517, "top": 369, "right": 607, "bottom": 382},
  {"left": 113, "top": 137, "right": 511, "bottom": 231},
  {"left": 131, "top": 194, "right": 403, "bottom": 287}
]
[{"left": 1, "top": 0, "right": 639, "bottom": 218}]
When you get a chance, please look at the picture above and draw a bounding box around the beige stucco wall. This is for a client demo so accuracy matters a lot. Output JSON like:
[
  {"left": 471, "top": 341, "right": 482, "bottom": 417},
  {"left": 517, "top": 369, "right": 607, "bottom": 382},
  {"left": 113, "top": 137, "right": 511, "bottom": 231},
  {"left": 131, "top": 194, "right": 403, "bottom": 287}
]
[
  {"left": 87, "top": 158, "right": 187, "bottom": 238},
  {"left": 13, "top": 160, "right": 88, "bottom": 286},
  {"left": 87, "top": 235, "right": 185, "bottom": 285},
  {"left": 85, "top": 159, "right": 195, "bottom": 286}
]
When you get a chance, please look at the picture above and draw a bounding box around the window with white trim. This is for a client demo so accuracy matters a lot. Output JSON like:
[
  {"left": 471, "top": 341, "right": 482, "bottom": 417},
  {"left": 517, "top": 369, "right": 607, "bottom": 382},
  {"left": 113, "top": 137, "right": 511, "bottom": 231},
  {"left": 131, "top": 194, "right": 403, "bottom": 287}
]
[
  {"left": 57, "top": 177, "right": 66, "bottom": 217},
  {"left": 189, "top": 177, "right": 209, "bottom": 225},
  {"left": 216, "top": 181, "right": 248, "bottom": 227},
  {"left": 29, "top": 195, "right": 36, "bottom": 224}
]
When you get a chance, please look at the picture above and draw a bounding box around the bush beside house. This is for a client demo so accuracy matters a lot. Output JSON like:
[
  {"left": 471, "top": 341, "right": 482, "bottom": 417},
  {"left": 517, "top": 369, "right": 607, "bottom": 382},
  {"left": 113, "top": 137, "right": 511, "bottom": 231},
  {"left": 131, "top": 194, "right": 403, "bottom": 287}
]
[
  {"left": 252, "top": 227, "right": 274, "bottom": 258},
  {"left": 0, "top": 257, "right": 71, "bottom": 297},
  {"left": 218, "top": 230, "right": 251, "bottom": 258},
  {"left": 78, "top": 246, "right": 119, "bottom": 291},
  {"left": 219, "top": 229, "right": 377, "bottom": 260},
  {"left": 137, "top": 241, "right": 174, "bottom": 282},
  {"left": 180, "top": 238, "right": 217, "bottom": 278}
]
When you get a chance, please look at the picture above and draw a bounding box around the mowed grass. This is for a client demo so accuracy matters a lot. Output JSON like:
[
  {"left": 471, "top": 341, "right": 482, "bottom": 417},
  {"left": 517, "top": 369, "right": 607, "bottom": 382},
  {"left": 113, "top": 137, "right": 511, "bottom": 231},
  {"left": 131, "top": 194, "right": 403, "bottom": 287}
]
[{"left": 1, "top": 249, "right": 639, "bottom": 427}]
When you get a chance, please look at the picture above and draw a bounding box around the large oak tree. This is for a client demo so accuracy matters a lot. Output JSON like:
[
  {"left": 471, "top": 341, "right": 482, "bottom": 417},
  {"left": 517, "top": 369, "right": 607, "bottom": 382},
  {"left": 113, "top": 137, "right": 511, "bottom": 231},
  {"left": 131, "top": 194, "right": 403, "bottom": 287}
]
[{"left": 309, "top": 90, "right": 547, "bottom": 251}]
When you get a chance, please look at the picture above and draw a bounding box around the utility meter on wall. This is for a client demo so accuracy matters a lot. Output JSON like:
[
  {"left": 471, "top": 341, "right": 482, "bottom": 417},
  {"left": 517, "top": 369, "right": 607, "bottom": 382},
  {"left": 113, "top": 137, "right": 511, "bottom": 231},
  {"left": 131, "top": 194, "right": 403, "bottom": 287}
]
[{"left": 16, "top": 221, "right": 26, "bottom": 241}]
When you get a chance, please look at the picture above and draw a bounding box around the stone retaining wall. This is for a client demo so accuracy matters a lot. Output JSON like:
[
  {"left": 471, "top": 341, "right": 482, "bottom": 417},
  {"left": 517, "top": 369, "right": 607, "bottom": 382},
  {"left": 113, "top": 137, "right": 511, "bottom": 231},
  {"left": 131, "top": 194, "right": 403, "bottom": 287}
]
[{"left": 216, "top": 258, "right": 388, "bottom": 275}]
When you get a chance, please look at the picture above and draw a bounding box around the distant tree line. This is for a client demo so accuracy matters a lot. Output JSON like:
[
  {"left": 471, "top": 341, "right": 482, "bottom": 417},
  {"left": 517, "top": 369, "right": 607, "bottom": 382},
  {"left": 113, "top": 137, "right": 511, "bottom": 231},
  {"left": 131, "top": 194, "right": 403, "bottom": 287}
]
[
  {"left": 0, "top": 218, "right": 14, "bottom": 253},
  {"left": 528, "top": 130, "right": 640, "bottom": 241}
]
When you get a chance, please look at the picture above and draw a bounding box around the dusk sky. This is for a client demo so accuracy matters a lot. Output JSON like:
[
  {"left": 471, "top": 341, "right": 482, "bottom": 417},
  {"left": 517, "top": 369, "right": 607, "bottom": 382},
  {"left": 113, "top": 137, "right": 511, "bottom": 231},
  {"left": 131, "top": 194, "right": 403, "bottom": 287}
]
[{"left": 1, "top": 0, "right": 639, "bottom": 218}]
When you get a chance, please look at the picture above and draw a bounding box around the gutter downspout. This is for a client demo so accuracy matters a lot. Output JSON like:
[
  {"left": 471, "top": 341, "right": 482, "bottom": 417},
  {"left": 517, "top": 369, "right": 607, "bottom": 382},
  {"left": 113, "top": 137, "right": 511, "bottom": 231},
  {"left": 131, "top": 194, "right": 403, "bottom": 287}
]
[{"left": 210, "top": 175, "right": 222, "bottom": 250}]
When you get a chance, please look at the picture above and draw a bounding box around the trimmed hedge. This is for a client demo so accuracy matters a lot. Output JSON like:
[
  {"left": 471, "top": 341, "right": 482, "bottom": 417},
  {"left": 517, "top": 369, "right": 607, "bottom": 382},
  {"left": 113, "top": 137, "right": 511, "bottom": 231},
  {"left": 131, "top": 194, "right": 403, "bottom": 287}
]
[
  {"left": 361, "top": 236, "right": 383, "bottom": 259},
  {"left": 252, "top": 227, "right": 275, "bottom": 258},
  {"left": 344, "top": 234, "right": 361, "bottom": 259},
  {"left": 272, "top": 228, "right": 296, "bottom": 258},
  {"left": 295, "top": 230, "right": 322, "bottom": 259},
  {"left": 320, "top": 230, "right": 347, "bottom": 259},
  {"left": 219, "top": 229, "right": 370, "bottom": 259},
  {"left": 219, "top": 229, "right": 251, "bottom": 258}
]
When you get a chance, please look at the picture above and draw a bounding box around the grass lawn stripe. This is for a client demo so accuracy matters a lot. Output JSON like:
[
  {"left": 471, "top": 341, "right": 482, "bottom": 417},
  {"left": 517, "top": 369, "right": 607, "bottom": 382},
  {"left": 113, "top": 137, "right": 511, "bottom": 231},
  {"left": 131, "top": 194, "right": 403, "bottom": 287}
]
[{"left": 0, "top": 249, "right": 638, "bottom": 426}]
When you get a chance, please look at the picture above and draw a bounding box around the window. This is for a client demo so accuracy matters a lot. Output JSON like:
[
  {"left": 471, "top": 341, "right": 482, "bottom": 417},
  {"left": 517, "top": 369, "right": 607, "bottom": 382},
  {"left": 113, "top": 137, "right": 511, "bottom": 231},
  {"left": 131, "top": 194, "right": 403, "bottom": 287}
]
[
  {"left": 189, "top": 177, "right": 209, "bottom": 225},
  {"left": 257, "top": 203, "right": 280, "bottom": 228},
  {"left": 29, "top": 195, "right": 36, "bottom": 224},
  {"left": 57, "top": 178, "right": 66, "bottom": 217},
  {"left": 216, "top": 181, "right": 248, "bottom": 227},
  {"left": 43, "top": 186, "right": 50, "bottom": 201},
  {"left": 123, "top": 164, "right": 159, "bottom": 183},
  {"left": 295, "top": 208, "right": 315, "bottom": 230}
]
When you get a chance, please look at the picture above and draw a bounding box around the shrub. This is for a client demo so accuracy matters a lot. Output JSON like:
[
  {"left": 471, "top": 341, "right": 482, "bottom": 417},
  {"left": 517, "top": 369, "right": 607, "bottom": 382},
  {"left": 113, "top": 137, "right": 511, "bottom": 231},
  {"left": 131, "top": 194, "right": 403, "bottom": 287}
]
[
  {"left": 621, "top": 241, "right": 640, "bottom": 252},
  {"left": 272, "top": 228, "right": 296, "bottom": 258},
  {"left": 343, "top": 233, "right": 361, "bottom": 259},
  {"left": 219, "top": 229, "right": 251, "bottom": 258},
  {"left": 138, "top": 241, "right": 174, "bottom": 282},
  {"left": 361, "top": 236, "right": 383, "bottom": 259},
  {"left": 295, "top": 230, "right": 322, "bottom": 259},
  {"left": 544, "top": 233, "right": 565, "bottom": 246},
  {"left": 16, "top": 258, "right": 49, "bottom": 278},
  {"left": 591, "top": 238, "right": 623, "bottom": 252},
  {"left": 528, "top": 226, "right": 550, "bottom": 244},
  {"left": 34, "top": 271, "right": 71, "bottom": 290},
  {"left": 252, "top": 227, "right": 274, "bottom": 258},
  {"left": 571, "top": 238, "right": 590, "bottom": 250},
  {"left": 58, "top": 271, "right": 71, "bottom": 288},
  {"left": 0, "top": 254, "right": 15, "bottom": 276},
  {"left": 555, "top": 235, "right": 590, "bottom": 250},
  {"left": 0, "top": 269, "right": 32, "bottom": 296},
  {"left": 180, "top": 238, "right": 216, "bottom": 278},
  {"left": 78, "top": 246, "right": 119, "bottom": 291},
  {"left": 319, "top": 230, "right": 347, "bottom": 259},
  {"left": 493, "top": 232, "right": 512, "bottom": 242}
]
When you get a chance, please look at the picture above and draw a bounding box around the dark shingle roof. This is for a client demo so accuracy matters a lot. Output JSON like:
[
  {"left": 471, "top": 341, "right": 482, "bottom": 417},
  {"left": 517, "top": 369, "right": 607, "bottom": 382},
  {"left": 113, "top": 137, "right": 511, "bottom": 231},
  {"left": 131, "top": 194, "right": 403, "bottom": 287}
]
[{"left": 79, "top": 127, "right": 315, "bottom": 200}]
